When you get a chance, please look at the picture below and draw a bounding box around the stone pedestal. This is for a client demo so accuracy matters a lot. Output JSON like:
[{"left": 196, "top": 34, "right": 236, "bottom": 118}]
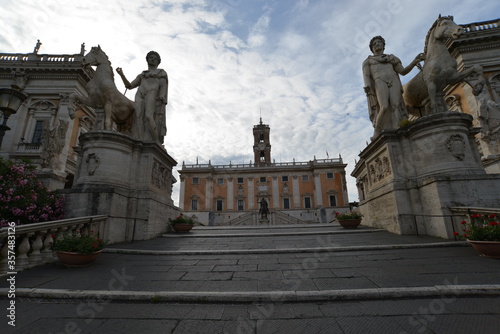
[
  {"left": 63, "top": 131, "right": 179, "bottom": 243},
  {"left": 352, "top": 112, "right": 500, "bottom": 239}
]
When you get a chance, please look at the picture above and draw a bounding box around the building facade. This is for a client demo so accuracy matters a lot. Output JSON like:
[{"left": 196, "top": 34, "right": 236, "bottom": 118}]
[
  {"left": 179, "top": 119, "right": 349, "bottom": 225},
  {"left": 444, "top": 19, "right": 500, "bottom": 171},
  {"left": 0, "top": 45, "right": 95, "bottom": 190}
]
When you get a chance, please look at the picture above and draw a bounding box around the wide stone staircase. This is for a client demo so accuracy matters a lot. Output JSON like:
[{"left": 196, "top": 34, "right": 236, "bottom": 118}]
[{"left": 2, "top": 223, "right": 500, "bottom": 334}]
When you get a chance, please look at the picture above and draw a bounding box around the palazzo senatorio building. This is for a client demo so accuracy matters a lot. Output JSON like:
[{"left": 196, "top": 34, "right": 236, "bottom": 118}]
[{"left": 178, "top": 118, "right": 350, "bottom": 226}]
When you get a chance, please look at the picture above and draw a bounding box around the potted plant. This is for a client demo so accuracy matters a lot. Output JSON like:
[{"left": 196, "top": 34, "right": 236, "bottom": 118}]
[
  {"left": 51, "top": 231, "right": 108, "bottom": 267},
  {"left": 169, "top": 214, "right": 195, "bottom": 232},
  {"left": 454, "top": 214, "right": 500, "bottom": 258},
  {"left": 334, "top": 211, "right": 363, "bottom": 229}
]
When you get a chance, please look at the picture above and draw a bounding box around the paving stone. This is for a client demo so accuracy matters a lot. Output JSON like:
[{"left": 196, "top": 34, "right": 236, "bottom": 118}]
[
  {"left": 233, "top": 271, "right": 284, "bottom": 280},
  {"left": 336, "top": 315, "right": 412, "bottom": 334},
  {"left": 91, "top": 318, "right": 177, "bottom": 333},
  {"left": 172, "top": 319, "right": 225, "bottom": 334},
  {"left": 257, "top": 279, "right": 319, "bottom": 291},
  {"left": 180, "top": 271, "right": 233, "bottom": 281},
  {"left": 248, "top": 303, "right": 295, "bottom": 319},
  {"left": 313, "top": 277, "right": 380, "bottom": 290},
  {"left": 212, "top": 264, "right": 258, "bottom": 272},
  {"left": 257, "top": 318, "right": 343, "bottom": 334},
  {"left": 200, "top": 280, "right": 259, "bottom": 292}
]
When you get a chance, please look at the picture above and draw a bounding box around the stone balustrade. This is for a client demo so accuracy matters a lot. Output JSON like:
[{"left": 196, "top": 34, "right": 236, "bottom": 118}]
[
  {"left": 449, "top": 206, "right": 500, "bottom": 219},
  {"left": 462, "top": 19, "right": 500, "bottom": 33},
  {"left": 0, "top": 215, "right": 107, "bottom": 276},
  {"left": 182, "top": 158, "right": 343, "bottom": 170}
]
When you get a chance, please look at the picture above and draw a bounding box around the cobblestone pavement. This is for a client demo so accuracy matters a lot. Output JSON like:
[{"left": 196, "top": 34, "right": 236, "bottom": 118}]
[{"left": 2, "top": 224, "right": 500, "bottom": 333}]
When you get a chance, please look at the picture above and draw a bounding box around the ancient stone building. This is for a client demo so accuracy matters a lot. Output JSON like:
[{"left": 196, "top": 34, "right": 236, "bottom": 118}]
[
  {"left": 444, "top": 18, "right": 500, "bottom": 172},
  {"left": 178, "top": 118, "right": 349, "bottom": 225},
  {"left": 0, "top": 44, "right": 95, "bottom": 190}
]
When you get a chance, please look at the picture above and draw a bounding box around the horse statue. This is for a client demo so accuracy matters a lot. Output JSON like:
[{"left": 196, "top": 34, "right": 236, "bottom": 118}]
[
  {"left": 69, "top": 45, "right": 135, "bottom": 133},
  {"left": 259, "top": 198, "right": 270, "bottom": 220},
  {"left": 403, "top": 15, "right": 483, "bottom": 115}
]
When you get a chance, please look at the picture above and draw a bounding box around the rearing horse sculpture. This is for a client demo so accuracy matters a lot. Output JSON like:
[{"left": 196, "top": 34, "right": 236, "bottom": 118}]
[
  {"left": 404, "top": 15, "right": 483, "bottom": 115},
  {"left": 69, "top": 45, "right": 135, "bottom": 132}
]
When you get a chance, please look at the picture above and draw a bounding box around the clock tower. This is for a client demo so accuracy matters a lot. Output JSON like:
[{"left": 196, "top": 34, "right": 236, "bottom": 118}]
[{"left": 253, "top": 117, "right": 271, "bottom": 165}]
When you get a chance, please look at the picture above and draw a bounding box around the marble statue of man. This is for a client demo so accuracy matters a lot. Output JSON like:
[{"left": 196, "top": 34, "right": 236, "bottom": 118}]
[
  {"left": 362, "top": 36, "right": 424, "bottom": 139},
  {"left": 116, "top": 51, "right": 168, "bottom": 143}
]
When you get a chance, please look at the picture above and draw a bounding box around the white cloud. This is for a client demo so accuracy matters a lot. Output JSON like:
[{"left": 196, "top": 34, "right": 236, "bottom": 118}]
[{"left": 2, "top": 0, "right": 499, "bottom": 206}]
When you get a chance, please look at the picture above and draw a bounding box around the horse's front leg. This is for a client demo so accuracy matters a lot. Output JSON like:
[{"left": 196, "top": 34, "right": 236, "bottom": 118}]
[
  {"left": 103, "top": 103, "right": 114, "bottom": 130},
  {"left": 426, "top": 81, "right": 438, "bottom": 114},
  {"left": 449, "top": 65, "right": 483, "bottom": 87},
  {"left": 68, "top": 93, "right": 93, "bottom": 119}
]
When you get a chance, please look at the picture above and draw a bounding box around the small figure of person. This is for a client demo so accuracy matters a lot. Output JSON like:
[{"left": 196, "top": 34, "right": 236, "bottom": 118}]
[
  {"left": 116, "top": 51, "right": 168, "bottom": 143},
  {"left": 362, "top": 36, "right": 424, "bottom": 139}
]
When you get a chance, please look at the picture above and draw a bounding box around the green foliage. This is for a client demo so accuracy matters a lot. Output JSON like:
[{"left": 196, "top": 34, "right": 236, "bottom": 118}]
[
  {"left": 169, "top": 214, "right": 195, "bottom": 225},
  {"left": 52, "top": 232, "right": 108, "bottom": 254},
  {"left": 335, "top": 211, "right": 363, "bottom": 220},
  {"left": 455, "top": 214, "right": 500, "bottom": 241}
]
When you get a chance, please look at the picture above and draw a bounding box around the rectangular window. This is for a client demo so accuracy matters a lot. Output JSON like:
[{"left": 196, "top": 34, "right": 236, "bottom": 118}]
[
  {"left": 327, "top": 172, "right": 334, "bottom": 179},
  {"left": 260, "top": 177, "right": 266, "bottom": 183},
  {"left": 192, "top": 177, "right": 199, "bottom": 184},
  {"left": 282, "top": 176, "right": 288, "bottom": 182},
  {"left": 304, "top": 197, "right": 311, "bottom": 209},
  {"left": 32, "top": 120, "right": 44, "bottom": 144},
  {"left": 217, "top": 178, "right": 224, "bottom": 185},
  {"left": 237, "top": 200, "right": 244, "bottom": 211},
  {"left": 237, "top": 177, "right": 244, "bottom": 184},
  {"left": 329, "top": 195, "right": 336, "bottom": 207},
  {"left": 283, "top": 198, "right": 290, "bottom": 209},
  {"left": 216, "top": 200, "right": 223, "bottom": 211},
  {"left": 191, "top": 200, "right": 198, "bottom": 211},
  {"left": 302, "top": 175, "right": 309, "bottom": 182}
]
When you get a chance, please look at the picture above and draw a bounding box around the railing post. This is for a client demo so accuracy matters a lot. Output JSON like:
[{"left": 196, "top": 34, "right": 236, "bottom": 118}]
[
  {"left": 16, "top": 234, "right": 31, "bottom": 270},
  {"left": 29, "top": 232, "right": 44, "bottom": 266},
  {"left": 42, "top": 229, "right": 56, "bottom": 262}
]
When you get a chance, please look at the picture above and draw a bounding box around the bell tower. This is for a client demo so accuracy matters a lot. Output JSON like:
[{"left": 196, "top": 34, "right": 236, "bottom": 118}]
[{"left": 253, "top": 117, "right": 271, "bottom": 165}]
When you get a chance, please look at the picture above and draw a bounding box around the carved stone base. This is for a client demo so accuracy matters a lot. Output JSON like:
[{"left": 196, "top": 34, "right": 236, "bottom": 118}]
[
  {"left": 63, "top": 131, "right": 179, "bottom": 243},
  {"left": 352, "top": 112, "right": 500, "bottom": 239}
]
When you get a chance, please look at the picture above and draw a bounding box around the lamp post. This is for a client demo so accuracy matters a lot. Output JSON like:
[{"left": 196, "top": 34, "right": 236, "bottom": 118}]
[{"left": 0, "top": 88, "right": 28, "bottom": 149}]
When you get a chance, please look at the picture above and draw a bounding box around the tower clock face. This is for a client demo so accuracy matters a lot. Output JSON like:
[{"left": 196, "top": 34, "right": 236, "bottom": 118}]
[{"left": 258, "top": 142, "right": 266, "bottom": 150}]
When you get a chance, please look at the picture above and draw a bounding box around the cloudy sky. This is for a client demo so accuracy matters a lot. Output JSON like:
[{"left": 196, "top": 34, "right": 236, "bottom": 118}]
[{"left": 1, "top": 0, "right": 499, "bottom": 205}]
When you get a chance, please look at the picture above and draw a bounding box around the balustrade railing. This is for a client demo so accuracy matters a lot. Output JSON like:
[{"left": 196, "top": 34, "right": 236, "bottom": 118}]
[
  {"left": 183, "top": 158, "right": 343, "bottom": 170},
  {"left": 229, "top": 211, "right": 256, "bottom": 226},
  {"left": 0, "top": 215, "right": 107, "bottom": 276}
]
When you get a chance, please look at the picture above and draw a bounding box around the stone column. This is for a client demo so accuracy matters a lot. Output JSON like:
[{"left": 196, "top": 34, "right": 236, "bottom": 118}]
[
  {"left": 227, "top": 177, "right": 234, "bottom": 210},
  {"left": 292, "top": 175, "right": 300, "bottom": 208},
  {"left": 179, "top": 175, "right": 186, "bottom": 210},
  {"left": 314, "top": 172, "right": 323, "bottom": 207},
  {"left": 247, "top": 177, "right": 254, "bottom": 209},
  {"left": 205, "top": 177, "right": 213, "bottom": 210},
  {"left": 272, "top": 176, "right": 279, "bottom": 208}
]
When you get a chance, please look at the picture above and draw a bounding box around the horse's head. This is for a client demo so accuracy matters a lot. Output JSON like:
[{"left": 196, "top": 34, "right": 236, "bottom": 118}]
[
  {"left": 82, "top": 45, "right": 107, "bottom": 67},
  {"left": 432, "top": 15, "right": 464, "bottom": 41}
]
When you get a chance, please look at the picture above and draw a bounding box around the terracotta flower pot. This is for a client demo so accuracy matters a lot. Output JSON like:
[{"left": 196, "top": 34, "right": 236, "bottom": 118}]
[
  {"left": 171, "top": 223, "right": 193, "bottom": 232},
  {"left": 56, "top": 250, "right": 102, "bottom": 267},
  {"left": 467, "top": 240, "right": 500, "bottom": 258},
  {"left": 338, "top": 219, "right": 362, "bottom": 229}
]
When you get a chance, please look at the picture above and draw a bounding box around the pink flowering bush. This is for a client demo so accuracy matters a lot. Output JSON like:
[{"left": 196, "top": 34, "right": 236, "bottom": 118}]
[{"left": 0, "top": 158, "right": 64, "bottom": 227}]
